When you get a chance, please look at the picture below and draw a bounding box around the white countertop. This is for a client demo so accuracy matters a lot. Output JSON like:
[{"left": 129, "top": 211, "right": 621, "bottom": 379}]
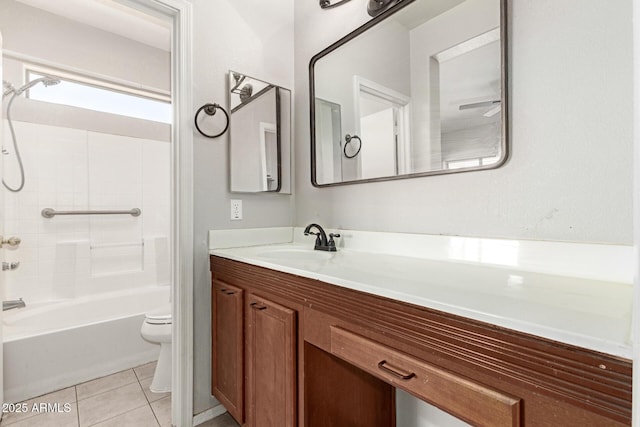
[{"left": 209, "top": 228, "right": 633, "bottom": 359}]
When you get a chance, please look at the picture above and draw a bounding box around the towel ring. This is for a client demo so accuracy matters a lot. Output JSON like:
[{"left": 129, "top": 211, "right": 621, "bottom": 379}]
[
  {"left": 194, "top": 103, "right": 229, "bottom": 138},
  {"left": 343, "top": 134, "right": 362, "bottom": 158}
]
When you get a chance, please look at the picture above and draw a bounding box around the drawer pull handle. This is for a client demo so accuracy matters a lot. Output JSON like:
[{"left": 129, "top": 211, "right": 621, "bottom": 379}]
[
  {"left": 220, "top": 289, "right": 236, "bottom": 295},
  {"left": 250, "top": 302, "right": 267, "bottom": 310},
  {"left": 377, "top": 360, "right": 416, "bottom": 380}
]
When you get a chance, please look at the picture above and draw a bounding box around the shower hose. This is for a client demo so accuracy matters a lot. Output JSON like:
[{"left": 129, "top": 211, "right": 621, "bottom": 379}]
[{"left": 3, "top": 92, "right": 26, "bottom": 192}]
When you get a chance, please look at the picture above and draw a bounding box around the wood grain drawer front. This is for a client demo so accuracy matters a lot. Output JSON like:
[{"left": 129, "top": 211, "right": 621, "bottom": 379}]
[{"left": 330, "top": 326, "right": 521, "bottom": 427}]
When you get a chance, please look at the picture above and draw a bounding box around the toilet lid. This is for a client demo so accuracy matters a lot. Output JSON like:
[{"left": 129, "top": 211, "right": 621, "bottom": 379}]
[{"left": 145, "top": 304, "right": 172, "bottom": 323}]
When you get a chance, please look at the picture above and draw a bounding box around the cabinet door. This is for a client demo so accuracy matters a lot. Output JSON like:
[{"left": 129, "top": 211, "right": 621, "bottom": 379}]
[
  {"left": 212, "top": 281, "right": 244, "bottom": 423},
  {"left": 246, "top": 294, "right": 297, "bottom": 427}
]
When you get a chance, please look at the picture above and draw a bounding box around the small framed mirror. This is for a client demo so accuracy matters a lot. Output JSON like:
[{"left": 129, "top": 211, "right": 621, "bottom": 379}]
[
  {"left": 229, "top": 71, "right": 292, "bottom": 194},
  {"left": 310, "top": 0, "right": 507, "bottom": 186}
]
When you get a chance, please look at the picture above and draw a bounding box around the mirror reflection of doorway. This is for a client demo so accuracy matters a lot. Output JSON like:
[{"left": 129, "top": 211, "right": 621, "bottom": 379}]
[
  {"left": 260, "top": 122, "right": 279, "bottom": 191},
  {"left": 354, "top": 76, "right": 411, "bottom": 180},
  {"left": 314, "top": 98, "right": 343, "bottom": 183},
  {"left": 359, "top": 94, "right": 399, "bottom": 178}
]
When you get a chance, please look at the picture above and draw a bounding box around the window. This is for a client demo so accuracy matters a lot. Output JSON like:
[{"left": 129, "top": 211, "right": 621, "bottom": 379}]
[
  {"left": 446, "top": 155, "right": 500, "bottom": 170},
  {"left": 26, "top": 70, "right": 171, "bottom": 124}
]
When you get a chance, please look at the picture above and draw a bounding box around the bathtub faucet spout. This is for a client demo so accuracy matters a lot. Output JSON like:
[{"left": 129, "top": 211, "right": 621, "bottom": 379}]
[{"left": 3, "top": 298, "right": 25, "bottom": 311}]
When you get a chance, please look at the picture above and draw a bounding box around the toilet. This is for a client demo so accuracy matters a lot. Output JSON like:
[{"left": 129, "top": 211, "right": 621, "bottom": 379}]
[{"left": 140, "top": 304, "right": 172, "bottom": 393}]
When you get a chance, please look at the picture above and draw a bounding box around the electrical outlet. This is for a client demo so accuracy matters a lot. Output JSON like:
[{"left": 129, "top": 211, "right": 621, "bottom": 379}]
[{"left": 230, "top": 199, "right": 243, "bottom": 221}]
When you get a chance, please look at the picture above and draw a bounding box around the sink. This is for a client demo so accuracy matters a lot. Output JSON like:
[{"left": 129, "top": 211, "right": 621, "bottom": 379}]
[{"left": 255, "top": 248, "right": 335, "bottom": 262}]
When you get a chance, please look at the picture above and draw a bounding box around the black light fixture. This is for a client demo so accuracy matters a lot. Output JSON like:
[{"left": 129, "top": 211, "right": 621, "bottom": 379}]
[
  {"left": 366, "top": 0, "right": 403, "bottom": 17},
  {"left": 230, "top": 72, "right": 254, "bottom": 104},
  {"left": 319, "top": 0, "right": 353, "bottom": 9},
  {"left": 319, "top": 0, "right": 404, "bottom": 17}
]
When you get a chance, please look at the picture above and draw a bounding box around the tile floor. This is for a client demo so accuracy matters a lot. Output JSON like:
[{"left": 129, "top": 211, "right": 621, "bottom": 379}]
[{"left": 0, "top": 362, "right": 238, "bottom": 427}]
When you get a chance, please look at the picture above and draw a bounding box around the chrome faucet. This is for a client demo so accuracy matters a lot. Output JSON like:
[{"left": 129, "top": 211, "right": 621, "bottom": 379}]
[
  {"left": 304, "top": 224, "right": 340, "bottom": 252},
  {"left": 3, "top": 298, "right": 25, "bottom": 311}
]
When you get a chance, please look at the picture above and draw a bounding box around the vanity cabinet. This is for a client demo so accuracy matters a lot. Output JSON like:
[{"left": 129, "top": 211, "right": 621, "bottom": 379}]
[
  {"left": 210, "top": 255, "right": 632, "bottom": 427},
  {"left": 211, "top": 277, "right": 299, "bottom": 426}
]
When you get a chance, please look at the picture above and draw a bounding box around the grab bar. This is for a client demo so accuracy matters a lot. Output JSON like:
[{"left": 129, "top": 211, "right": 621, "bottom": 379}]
[{"left": 41, "top": 208, "right": 141, "bottom": 218}]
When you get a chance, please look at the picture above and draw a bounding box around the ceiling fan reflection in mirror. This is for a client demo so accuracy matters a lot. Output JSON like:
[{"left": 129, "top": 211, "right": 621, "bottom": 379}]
[{"left": 459, "top": 100, "right": 502, "bottom": 118}]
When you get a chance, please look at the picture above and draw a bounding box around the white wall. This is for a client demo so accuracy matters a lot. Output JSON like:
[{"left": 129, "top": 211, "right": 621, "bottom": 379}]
[
  {"left": 0, "top": 0, "right": 171, "bottom": 141},
  {"left": 189, "top": 0, "right": 295, "bottom": 414},
  {"left": 295, "top": 0, "right": 633, "bottom": 245},
  {"left": 0, "top": 0, "right": 169, "bottom": 92}
]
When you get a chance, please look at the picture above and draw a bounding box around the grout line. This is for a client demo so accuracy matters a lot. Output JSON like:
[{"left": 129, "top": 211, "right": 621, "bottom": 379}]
[
  {"left": 84, "top": 403, "right": 150, "bottom": 427},
  {"left": 133, "top": 366, "right": 142, "bottom": 382},
  {"left": 133, "top": 362, "right": 156, "bottom": 383},
  {"left": 138, "top": 372, "right": 153, "bottom": 406},
  {"left": 75, "top": 387, "right": 80, "bottom": 427},
  {"left": 76, "top": 370, "right": 138, "bottom": 403},
  {"left": 149, "top": 397, "right": 163, "bottom": 427}
]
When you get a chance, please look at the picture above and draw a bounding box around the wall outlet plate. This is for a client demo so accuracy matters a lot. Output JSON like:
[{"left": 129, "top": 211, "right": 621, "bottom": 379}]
[{"left": 230, "top": 199, "right": 243, "bottom": 220}]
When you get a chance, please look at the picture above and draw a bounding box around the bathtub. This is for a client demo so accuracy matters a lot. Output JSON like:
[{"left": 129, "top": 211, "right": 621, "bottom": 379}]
[{"left": 3, "top": 285, "right": 170, "bottom": 403}]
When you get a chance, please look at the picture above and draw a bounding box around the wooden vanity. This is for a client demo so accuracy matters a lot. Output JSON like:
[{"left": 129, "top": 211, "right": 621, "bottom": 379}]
[{"left": 210, "top": 255, "right": 632, "bottom": 426}]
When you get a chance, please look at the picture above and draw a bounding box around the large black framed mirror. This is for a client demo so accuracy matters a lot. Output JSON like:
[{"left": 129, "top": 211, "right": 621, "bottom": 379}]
[{"left": 310, "top": 0, "right": 508, "bottom": 186}]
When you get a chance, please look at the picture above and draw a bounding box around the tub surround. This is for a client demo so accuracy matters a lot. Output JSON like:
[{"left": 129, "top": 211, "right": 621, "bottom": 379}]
[
  {"left": 209, "top": 227, "right": 633, "bottom": 359},
  {"left": 2, "top": 120, "right": 171, "bottom": 304}
]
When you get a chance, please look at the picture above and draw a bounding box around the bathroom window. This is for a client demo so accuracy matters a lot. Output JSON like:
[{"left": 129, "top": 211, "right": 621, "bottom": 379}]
[
  {"left": 446, "top": 155, "right": 500, "bottom": 170},
  {"left": 25, "top": 70, "right": 172, "bottom": 124}
]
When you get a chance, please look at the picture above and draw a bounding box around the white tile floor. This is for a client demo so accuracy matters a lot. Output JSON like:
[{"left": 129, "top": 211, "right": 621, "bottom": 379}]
[{"left": 0, "top": 362, "right": 238, "bottom": 427}]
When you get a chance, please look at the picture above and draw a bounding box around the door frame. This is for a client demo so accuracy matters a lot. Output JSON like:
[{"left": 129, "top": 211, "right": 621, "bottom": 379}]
[
  {"left": 0, "top": 29, "right": 4, "bottom": 414},
  {"left": 120, "top": 0, "right": 194, "bottom": 426},
  {"left": 259, "top": 122, "right": 277, "bottom": 191}
]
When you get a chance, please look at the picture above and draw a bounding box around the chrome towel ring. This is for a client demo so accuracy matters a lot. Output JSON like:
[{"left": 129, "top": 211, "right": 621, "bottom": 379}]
[
  {"left": 343, "top": 134, "right": 362, "bottom": 158},
  {"left": 194, "top": 103, "right": 229, "bottom": 138}
]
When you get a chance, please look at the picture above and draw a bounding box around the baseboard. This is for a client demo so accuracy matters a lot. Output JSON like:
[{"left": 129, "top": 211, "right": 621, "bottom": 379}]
[{"left": 193, "top": 404, "right": 227, "bottom": 426}]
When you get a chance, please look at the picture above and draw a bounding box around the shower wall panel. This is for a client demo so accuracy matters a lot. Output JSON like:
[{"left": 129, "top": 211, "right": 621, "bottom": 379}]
[
  {"left": 88, "top": 132, "right": 144, "bottom": 276},
  {"left": 2, "top": 120, "right": 170, "bottom": 304}
]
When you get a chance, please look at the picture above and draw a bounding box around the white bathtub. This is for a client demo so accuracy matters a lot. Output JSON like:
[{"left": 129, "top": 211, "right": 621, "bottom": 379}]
[{"left": 3, "top": 286, "right": 170, "bottom": 403}]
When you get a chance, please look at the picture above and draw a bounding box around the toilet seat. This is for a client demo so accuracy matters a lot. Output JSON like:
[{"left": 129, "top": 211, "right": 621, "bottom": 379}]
[{"left": 145, "top": 305, "right": 172, "bottom": 325}]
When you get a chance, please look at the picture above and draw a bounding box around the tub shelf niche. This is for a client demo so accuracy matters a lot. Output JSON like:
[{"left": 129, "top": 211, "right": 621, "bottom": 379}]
[{"left": 90, "top": 240, "right": 144, "bottom": 276}]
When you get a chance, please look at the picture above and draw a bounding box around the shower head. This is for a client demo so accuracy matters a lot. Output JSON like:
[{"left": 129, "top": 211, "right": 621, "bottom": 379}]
[
  {"left": 13, "top": 76, "right": 61, "bottom": 96},
  {"left": 3, "top": 80, "right": 16, "bottom": 98}
]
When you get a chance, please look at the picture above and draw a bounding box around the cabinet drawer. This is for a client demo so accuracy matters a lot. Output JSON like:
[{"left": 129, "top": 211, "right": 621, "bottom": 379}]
[{"left": 330, "top": 326, "right": 521, "bottom": 427}]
